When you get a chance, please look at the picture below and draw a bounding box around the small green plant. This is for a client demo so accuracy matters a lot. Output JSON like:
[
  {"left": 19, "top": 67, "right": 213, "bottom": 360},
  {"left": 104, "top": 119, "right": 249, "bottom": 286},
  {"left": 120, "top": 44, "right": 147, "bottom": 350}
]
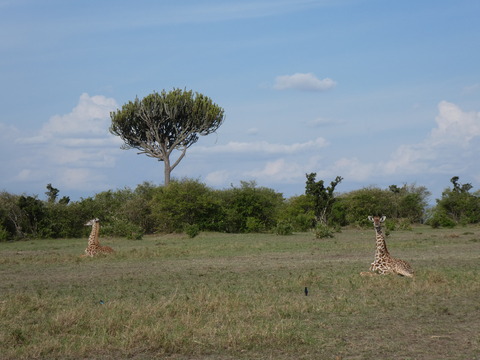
[
  {"left": 274, "top": 220, "right": 294, "bottom": 235},
  {"left": 185, "top": 224, "right": 200, "bottom": 238},
  {"left": 314, "top": 223, "right": 334, "bottom": 239},
  {"left": 332, "top": 224, "right": 342, "bottom": 233}
]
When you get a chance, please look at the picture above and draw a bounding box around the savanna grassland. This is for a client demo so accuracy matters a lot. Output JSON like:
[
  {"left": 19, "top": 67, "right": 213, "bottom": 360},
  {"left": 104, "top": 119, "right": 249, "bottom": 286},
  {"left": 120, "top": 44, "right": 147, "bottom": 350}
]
[{"left": 1, "top": 226, "right": 479, "bottom": 360}]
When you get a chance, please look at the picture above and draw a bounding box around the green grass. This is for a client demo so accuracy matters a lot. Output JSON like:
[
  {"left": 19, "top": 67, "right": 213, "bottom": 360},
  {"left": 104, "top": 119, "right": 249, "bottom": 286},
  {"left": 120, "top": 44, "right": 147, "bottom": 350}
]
[{"left": 1, "top": 226, "right": 479, "bottom": 359}]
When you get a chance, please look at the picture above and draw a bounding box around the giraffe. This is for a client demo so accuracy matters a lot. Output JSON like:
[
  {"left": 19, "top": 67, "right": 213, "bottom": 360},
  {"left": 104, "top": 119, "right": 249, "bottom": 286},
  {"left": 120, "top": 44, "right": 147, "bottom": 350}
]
[
  {"left": 81, "top": 218, "right": 114, "bottom": 257},
  {"left": 361, "top": 215, "right": 414, "bottom": 277}
]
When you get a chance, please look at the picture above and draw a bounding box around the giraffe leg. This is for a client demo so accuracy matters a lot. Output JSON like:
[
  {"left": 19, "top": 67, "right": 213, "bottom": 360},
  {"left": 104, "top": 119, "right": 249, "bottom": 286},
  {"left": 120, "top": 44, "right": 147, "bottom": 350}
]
[{"left": 99, "top": 246, "right": 114, "bottom": 254}]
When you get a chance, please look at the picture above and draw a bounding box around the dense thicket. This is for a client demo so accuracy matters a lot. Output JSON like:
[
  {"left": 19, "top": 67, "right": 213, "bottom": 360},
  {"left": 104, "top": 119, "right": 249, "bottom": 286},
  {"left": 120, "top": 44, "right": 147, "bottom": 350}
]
[{"left": 0, "top": 177, "right": 477, "bottom": 241}]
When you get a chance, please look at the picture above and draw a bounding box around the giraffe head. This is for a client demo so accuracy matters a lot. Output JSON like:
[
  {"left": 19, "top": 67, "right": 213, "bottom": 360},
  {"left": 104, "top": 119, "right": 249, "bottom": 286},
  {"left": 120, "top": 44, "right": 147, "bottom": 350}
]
[
  {"left": 85, "top": 218, "right": 100, "bottom": 226},
  {"left": 368, "top": 215, "right": 386, "bottom": 229}
]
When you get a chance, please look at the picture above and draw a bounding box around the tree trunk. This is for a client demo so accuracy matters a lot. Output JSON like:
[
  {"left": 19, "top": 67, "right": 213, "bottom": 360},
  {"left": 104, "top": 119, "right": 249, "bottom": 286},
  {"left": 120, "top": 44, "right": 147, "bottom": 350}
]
[{"left": 164, "top": 156, "right": 171, "bottom": 186}]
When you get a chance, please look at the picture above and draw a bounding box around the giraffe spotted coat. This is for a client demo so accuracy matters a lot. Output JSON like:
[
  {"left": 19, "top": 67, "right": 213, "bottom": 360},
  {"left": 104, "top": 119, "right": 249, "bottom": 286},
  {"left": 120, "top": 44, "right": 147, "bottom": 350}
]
[
  {"left": 365, "top": 216, "right": 414, "bottom": 277},
  {"left": 81, "top": 218, "right": 114, "bottom": 257}
]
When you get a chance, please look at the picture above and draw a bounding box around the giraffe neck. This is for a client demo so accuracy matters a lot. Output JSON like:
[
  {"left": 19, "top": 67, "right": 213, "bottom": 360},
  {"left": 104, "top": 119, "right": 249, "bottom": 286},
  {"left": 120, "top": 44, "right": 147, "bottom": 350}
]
[
  {"left": 374, "top": 227, "right": 389, "bottom": 257},
  {"left": 88, "top": 222, "right": 100, "bottom": 246},
  {"left": 95, "top": 222, "right": 100, "bottom": 244}
]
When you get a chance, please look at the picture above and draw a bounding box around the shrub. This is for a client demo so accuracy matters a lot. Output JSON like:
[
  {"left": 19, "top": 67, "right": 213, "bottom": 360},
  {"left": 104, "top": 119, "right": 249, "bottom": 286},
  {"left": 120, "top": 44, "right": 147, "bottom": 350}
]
[
  {"left": 217, "top": 181, "right": 283, "bottom": 233},
  {"left": 0, "top": 226, "right": 8, "bottom": 241},
  {"left": 274, "top": 220, "right": 294, "bottom": 236},
  {"left": 277, "top": 195, "right": 315, "bottom": 231},
  {"left": 150, "top": 178, "right": 222, "bottom": 233},
  {"left": 185, "top": 224, "right": 200, "bottom": 238},
  {"left": 337, "top": 185, "right": 430, "bottom": 226},
  {"left": 101, "top": 218, "right": 144, "bottom": 240},
  {"left": 292, "top": 213, "right": 315, "bottom": 231},
  {"left": 385, "top": 218, "right": 396, "bottom": 233},
  {"left": 314, "top": 224, "right": 334, "bottom": 239},
  {"left": 396, "top": 218, "right": 413, "bottom": 230},
  {"left": 427, "top": 210, "right": 456, "bottom": 229},
  {"left": 430, "top": 177, "right": 480, "bottom": 225}
]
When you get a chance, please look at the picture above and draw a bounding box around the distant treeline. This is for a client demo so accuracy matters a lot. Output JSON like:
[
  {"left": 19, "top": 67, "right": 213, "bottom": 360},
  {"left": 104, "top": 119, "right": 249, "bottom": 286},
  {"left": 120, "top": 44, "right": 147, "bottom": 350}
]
[{"left": 0, "top": 176, "right": 479, "bottom": 241}]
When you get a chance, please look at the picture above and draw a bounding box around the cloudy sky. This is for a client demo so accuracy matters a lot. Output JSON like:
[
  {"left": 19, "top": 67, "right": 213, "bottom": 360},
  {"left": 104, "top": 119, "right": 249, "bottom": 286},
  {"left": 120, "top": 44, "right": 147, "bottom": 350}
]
[{"left": 1, "top": 0, "right": 479, "bottom": 203}]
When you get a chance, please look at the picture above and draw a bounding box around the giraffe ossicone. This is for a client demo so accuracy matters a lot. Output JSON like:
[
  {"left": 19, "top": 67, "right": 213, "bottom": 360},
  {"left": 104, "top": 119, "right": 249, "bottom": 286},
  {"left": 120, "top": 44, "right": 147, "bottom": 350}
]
[
  {"left": 361, "top": 215, "right": 414, "bottom": 278},
  {"left": 81, "top": 218, "right": 114, "bottom": 257}
]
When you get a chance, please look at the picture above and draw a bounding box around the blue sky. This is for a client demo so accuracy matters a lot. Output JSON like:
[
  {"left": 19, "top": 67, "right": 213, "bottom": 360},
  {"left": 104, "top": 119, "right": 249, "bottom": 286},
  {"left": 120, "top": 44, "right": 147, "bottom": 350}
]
[{"left": 1, "top": 0, "right": 479, "bottom": 203}]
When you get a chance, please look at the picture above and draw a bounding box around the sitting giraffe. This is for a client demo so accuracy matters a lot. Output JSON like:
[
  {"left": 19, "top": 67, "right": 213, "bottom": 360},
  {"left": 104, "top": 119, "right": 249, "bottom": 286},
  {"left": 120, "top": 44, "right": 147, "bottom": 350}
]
[
  {"left": 361, "top": 216, "right": 414, "bottom": 277},
  {"left": 81, "top": 218, "right": 114, "bottom": 257}
]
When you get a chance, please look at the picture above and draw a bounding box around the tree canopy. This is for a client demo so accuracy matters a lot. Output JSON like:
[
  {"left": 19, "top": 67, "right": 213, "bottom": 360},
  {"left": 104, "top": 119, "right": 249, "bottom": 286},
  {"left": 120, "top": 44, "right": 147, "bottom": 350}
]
[
  {"left": 305, "top": 173, "right": 343, "bottom": 225},
  {"left": 110, "top": 89, "right": 225, "bottom": 185},
  {"left": 430, "top": 176, "right": 480, "bottom": 226}
]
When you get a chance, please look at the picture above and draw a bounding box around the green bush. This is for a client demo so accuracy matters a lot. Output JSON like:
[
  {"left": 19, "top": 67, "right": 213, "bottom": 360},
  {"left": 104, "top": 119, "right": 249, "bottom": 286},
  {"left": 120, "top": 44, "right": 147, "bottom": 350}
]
[
  {"left": 185, "top": 224, "right": 200, "bottom": 238},
  {"left": 218, "top": 181, "right": 283, "bottom": 233},
  {"left": 428, "top": 177, "right": 480, "bottom": 226},
  {"left": 427, "top": 210, "right": 456, "bottom": 229},
  {"left": 101, "top": 218, "right": 144, "bottom": 240},
  {"left": 329, "top": 200, "right": 348, "bottom": 227},
  {"left": 274, "top": 220, "right": 294, "bottom": 236},
  {"left": 385, "top": 218, "right": 396, "bottom": 234},
  {"left": 338, "top": 185, "right": 430, "bottom": 225},
  {"left": 150, "top": 178, "right": 223, "bottom": 233},
  {"left": 314, "top": 224, "right": 334, "bottom": 239},
  {"left": 292, "top": 213, "right": 315, "bottom": 231},
  {"left": 120, "top": 196, "right": 155, "bottom": 234},
  {"left": 277, "top": 195, "right": 316, "bottom": 231},
  {"left": 395, "top": 218, "right": 413, "bottom": 230}
]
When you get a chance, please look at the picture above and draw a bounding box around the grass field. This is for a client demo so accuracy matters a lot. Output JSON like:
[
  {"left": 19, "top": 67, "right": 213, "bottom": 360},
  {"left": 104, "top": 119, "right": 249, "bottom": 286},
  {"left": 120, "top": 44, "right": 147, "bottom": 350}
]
[{"left": 1, "top": 226, "right": 479, "bottom": 359}]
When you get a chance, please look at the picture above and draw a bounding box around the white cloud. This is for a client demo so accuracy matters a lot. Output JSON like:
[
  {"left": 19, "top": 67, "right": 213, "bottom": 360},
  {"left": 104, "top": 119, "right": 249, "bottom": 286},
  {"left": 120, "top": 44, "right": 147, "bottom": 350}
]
[
  {"left": 324, "top": 158, "right": 375, "bottom": 182},
  {"left": 28, "top": 93, "right": 117, "bottom": 142},
  {"left": 430, "top": 101, "right": 480, "bottom": 146},
  {"left": 48, "top": 146, "right": 117, "bottom": 167},
  {"left": 273, "top": 73, "right": 336, "bottom": 92},
  {"left": 307, "top": 117, "right": 345, "bottom": 127},
  {"left": 15, "top": 169, "right": 33, "bottom": 181},
  {"left": 195, "top": 137, "right": 329, "bottom": 155},
  {"left": 244, "top": 154, "right": 332, "bottom": 184},
  {"left": 205, "top": 170, "right": 231, "bottom": 186},
  {"left": 196, "top": 138, "right": 331, "bottom": 187},
  {"left": 462, "top": 83, "right": 479, "bottom": 95},
  {"left": 384, "top": 101, "right": 480, "bottom": 175},
  {"left": 0, "top": 122, "right": 19, "bottom": 139},
  {"left": 9, "top": 93, "right": 120, "bottom": 191},
  {"left": 125, "top": 0, "right": 335, "bottom": 27},
  {"left": 247, "top": 158, "right": 304, "bottom": 182},
  {"left": 383, "top": 143, "right": 430, "bottom": 175},
  {"left": 57, "top": 168, "right": 108, "bottom": 191},
  {"left": 56, "top": 137, "right": 122, "bottom": 148}
]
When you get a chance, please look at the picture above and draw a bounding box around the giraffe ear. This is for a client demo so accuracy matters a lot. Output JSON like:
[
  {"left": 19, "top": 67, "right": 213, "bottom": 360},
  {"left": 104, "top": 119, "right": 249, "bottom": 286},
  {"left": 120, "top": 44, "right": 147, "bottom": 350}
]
[
  {"left": 368, "top": 216, "right": 373, "bottom": 221},
  {"left": 380, "top": 216, "right": 386, "bottom": 222}
]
